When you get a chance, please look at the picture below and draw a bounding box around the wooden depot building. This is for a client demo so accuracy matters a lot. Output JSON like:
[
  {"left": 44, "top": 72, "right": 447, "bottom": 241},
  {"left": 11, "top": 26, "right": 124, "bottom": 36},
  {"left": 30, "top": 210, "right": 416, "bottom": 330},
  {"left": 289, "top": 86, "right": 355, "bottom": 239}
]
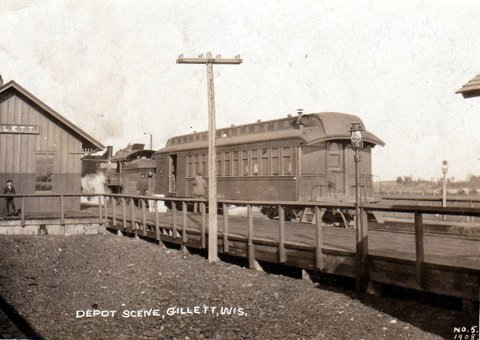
[{"left": 0, "top": 79, "right": 104, "bottom": 212}]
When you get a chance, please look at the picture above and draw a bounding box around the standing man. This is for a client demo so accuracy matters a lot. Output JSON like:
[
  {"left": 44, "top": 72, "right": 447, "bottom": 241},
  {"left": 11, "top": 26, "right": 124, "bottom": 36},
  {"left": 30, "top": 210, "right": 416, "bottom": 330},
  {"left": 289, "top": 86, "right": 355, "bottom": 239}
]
[
  {"left": 3, "top": 180, "right": 17, "bottom": 216},
  {"left": 136, "top": 174, "right": 149, "bottom": 208},
  {"left": 192, "top": 172, "right": 207, "bottom": 214}
]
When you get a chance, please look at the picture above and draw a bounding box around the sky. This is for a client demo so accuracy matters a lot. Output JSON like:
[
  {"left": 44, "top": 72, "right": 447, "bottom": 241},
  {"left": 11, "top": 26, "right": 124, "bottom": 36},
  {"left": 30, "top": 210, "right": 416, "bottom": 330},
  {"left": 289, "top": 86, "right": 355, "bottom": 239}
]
[{"left": 0, "top": 0, "right": 479, "bottom": 181}]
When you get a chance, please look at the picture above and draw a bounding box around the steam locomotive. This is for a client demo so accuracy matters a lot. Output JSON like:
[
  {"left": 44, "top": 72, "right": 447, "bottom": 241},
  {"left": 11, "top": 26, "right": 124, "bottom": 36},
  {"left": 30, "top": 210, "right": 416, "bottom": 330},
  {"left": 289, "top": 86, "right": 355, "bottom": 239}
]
[{"left": 105, "top": 143, "right": 156, "bottom": 197}]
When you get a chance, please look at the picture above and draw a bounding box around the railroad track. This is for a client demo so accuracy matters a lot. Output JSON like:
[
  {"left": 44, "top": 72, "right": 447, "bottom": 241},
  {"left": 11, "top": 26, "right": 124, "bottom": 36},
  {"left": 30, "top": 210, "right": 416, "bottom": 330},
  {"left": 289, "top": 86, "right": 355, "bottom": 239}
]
[
  {"left": 0, "top": 296, "right": 42, "bottom": 340},
  {"left": 0, "top": 308, "right": 26, "bottom": 339}
]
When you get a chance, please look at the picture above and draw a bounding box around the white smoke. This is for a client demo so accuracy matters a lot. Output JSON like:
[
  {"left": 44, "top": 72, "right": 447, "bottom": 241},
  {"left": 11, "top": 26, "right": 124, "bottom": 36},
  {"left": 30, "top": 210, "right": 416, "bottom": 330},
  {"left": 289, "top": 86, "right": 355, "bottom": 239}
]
[
  {"left": 81, "top": 172, "right": 110, "bottom": 204},
  {"left": 81, "top": 172, "right": 107, "bottom": 194}
]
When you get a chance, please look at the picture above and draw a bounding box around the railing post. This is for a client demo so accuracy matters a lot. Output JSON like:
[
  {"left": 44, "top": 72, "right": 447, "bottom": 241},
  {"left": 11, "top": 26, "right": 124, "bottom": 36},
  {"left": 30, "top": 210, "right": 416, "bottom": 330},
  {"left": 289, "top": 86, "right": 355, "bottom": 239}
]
[
  {"left": 122, "top": 197, "right": 126, "bottom": 230},
  {"left": 201, "top": 202, "right": 206, "bottom": 248},
  {"left": 60, "top": 194, "right": 65, "bottom": 226},
  {"left": 21, "top": 196, "right": 25, "bottom": 227},
  {"left": 278, "top": 205, "right": 286, "bottom": 263},
  {"left": 247, "top": 204, "right": 255, "bottom": 269},
  {"left": 131, "top": 197, "right": 135, "bottom": 232},
  {"left": 315, "top": 206, "right": 324, "bottom": 270},
  {"left": 98, "top": 195, "right": 102, "bottom": 225},
  {"left": 172, "top": 202, "right": 177, "bottom": 238},
  {"left": 414, "top": 212, "right": 425, "bottom": 288},
  {"left": 104, "top": 195, "right": 108, "bottom": 228},
  {"left": 355, "top": 207, "right": 369, "bottom": 295},
  {"left": 142, "top": 198, "right": 147, "bottom": 236},
  {"left": 223, "top": 203, "right": 229, "bottom": 253},
  {"left": 112, "top": 196, "right": 117, "bottom": 227},
  {"left": 182, "top": 201, "right": 187, "bottom": 253},
  {"left": 155, "top": 199, "right": 160, "bottom": 244},
  {"left": 103, "top": 196, "right": 108, "bottom": 228}
]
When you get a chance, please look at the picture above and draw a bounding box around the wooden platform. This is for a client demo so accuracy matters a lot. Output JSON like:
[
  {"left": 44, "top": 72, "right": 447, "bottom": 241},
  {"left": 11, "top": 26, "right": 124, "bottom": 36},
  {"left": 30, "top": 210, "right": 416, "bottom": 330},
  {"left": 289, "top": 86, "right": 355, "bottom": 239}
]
[{"left": 100, "top": 205, "right": 480, "bottom": 302}]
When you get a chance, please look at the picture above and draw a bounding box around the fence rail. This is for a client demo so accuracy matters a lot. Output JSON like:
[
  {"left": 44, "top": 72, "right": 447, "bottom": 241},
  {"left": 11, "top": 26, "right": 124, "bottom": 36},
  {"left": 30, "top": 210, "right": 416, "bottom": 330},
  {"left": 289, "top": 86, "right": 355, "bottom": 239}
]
[{"left": 1, "top": 192, "right": 479, "bottom": 298}]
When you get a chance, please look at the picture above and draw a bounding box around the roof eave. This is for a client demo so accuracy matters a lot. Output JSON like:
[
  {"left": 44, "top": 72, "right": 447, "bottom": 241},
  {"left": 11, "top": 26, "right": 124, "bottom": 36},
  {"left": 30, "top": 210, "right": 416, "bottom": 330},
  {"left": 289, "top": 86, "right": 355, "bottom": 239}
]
[{"left": 0, "top": 80, "right": 105, "bottom": 149}]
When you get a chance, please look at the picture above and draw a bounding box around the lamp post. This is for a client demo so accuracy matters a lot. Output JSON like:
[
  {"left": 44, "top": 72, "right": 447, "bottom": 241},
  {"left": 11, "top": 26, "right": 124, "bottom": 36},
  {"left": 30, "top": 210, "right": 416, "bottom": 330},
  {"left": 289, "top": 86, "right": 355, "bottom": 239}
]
[
  {"left": 442, "top": 160, "right": 448, "bottom": 215},
  {"left": 350, "top": 122, "right": 365, "bottom": 295},
  {"left": 350, "top": 122, "right": 364, "bottom": 223}
]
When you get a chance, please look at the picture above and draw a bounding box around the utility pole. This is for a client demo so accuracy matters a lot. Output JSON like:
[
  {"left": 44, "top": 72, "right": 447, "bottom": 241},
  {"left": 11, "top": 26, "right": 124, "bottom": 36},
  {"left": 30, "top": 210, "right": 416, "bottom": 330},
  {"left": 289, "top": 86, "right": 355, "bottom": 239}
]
[{"left": 177, "top": 52, "right": 242, "bottom": 262}]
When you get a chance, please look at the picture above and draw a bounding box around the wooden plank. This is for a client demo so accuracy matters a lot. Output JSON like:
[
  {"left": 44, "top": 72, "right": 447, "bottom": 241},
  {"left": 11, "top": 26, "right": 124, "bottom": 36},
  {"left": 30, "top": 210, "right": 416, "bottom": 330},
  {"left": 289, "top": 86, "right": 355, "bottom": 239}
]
[
  {"left": 315, "top": 206, "right": 324, "bottom": 270},
  {"left": 21, "top": 196, "right": 25, "bottom": 227},
  {"left": 155, "top": 200, "right": 160, "bottom": 242},
  {"left": 122, "top": 197, "right": 126, "bottom": 230},
  {"left": 278, "top": 205, "right": 286, "bottom": 263},
  {"left": 172, "top": 203, "right": 177, "bottom": 238},
  {"left": 247, "top": 204, "right": 255, "bottom": 269},
  {"left": 112, "top": 196, "right": 117, "bottom": 227},
  {"left": 131, "top": 197, "right": 135, "bottom": 232},
  {"left": 142, "top": 199, "right": 147, "bottom": 236},
  {"left": 182, "top": 201, "right": 187, "bottom": 253},
  {"left": 98, "top": 196, "right": 102, "bottom": 225},
  {"left": 103, "top": 195, "right": 108, "bottom": 227},
  {"left": 359, "top": 207, "right": 369, "bottom": 289},
  {"left": 60, "top": 195, "right": 65, "bottom": 226},
  {"left": 223, "top": 203, "right": 229, "bottom": 252},
  {"left": 414, "top": 212, "right": 425, "bottom": 288},
  {"left": 201, "top": 202, "right": 206, "bottom": 248}
]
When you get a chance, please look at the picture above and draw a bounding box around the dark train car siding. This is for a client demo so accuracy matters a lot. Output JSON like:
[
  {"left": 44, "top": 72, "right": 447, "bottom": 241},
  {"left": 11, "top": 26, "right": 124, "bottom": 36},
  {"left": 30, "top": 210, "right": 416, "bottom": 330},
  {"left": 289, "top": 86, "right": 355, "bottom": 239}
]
[
  {"left": 154, "top": 112, "right": 384, "bottom": 202},
  {"left": 0, "top": 82, "right": 103, "bottom": 212}
]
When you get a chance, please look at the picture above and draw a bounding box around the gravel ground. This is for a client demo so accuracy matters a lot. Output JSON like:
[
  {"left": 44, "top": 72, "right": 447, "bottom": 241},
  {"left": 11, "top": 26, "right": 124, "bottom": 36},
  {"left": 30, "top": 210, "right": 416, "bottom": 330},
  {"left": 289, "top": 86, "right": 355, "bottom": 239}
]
[{"left": 0, "top": 234, "right": 477, "bottom": 339}]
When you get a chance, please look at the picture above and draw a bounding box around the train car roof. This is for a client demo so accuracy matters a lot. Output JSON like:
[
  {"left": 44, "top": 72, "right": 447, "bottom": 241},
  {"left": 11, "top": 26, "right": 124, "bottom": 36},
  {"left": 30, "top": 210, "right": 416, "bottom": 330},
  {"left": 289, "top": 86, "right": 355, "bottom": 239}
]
[
  {"left": 123, "top": 158, "right": 156, "bottom": 169},
  {"left": 154, "top": 112, "right": 384, "bottom": 154},
  {"left": 112, "top": 149, "right": 155, "bottom": 161}
]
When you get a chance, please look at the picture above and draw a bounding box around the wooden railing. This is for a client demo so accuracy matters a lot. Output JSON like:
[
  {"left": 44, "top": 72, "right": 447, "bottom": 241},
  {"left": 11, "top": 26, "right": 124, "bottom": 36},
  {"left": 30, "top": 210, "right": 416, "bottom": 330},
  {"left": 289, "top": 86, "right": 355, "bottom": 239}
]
[
  {"left": 379, "top": 195, "right": 480, "bottom": 222},
  {"left": 2, "top": 193, "right": 480, "bottom": 296}
]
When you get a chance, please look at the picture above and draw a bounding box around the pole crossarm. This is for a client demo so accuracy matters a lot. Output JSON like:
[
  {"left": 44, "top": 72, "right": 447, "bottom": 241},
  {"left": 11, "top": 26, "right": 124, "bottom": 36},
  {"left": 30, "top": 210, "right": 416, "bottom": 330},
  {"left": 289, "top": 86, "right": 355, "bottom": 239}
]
[{"left": 176, "top": 54, "right": 242, "bottom": 65}]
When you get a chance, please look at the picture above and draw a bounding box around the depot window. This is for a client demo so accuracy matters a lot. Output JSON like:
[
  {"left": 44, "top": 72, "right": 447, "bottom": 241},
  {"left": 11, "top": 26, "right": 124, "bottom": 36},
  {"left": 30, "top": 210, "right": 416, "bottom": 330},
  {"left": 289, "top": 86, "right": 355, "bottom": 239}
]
[{"left": 35, "top": 152, "right": 55, "bottom": 192}]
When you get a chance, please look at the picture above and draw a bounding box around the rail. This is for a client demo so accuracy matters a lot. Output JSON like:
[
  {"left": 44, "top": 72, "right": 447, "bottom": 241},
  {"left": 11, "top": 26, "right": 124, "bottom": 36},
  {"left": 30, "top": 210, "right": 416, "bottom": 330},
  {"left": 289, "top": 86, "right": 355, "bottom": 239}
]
[
  {"left": 379, "top": 195, "right": 480, "bottom": 222},
  {"left": 1, "top": 192, "right": 479, "bottom": 296}
]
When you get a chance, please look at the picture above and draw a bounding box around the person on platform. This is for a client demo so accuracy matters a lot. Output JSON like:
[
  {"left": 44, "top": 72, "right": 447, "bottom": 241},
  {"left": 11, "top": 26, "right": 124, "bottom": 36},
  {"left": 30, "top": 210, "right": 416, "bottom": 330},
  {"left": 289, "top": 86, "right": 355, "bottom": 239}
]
[
  {"left": 3, "top": 180, "right": 17, "bottom": 216},
  {"left": 136, "top": 173, "right": 149, "bottom": 208},
  {"left": 192, "top": 172, "right": 207, "bottom": 214}
]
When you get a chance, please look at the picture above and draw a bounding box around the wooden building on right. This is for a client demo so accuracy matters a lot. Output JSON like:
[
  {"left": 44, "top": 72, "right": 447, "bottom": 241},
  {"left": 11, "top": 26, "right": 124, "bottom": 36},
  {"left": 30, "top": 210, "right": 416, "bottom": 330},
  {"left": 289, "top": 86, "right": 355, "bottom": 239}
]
[{"left": 456, "top": 73, "right": 480, "bottom": 98}]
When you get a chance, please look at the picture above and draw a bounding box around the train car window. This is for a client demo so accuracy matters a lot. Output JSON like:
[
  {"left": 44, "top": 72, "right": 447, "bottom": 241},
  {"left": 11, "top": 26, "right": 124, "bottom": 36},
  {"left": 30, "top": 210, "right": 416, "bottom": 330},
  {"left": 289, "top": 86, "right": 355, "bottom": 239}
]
[
  {"left": 327, "top": 142, "right": 342, "bottom": 170},
  {"left": 271, "top": 148, "right": 280, "bottom": 175},
  {"left": 232, "top": 151, "right": 239, "bottom": 176},
  {"left": 261, "top": 149, "right": 269, "bottom": 176},
  {"left": 251, "top": 150, "right": 259, "bottom": 175},
  {"left": 248, "top": 126, "right": 255, "bottom": 134},
  {"left": 201, "top": 154, "right": 206, "bottom": 176},
  {"left": 194, "top": 155, "right": 199, "bottom": 176},
  {"left": 35, "top": 152, "right": 55, "bottom": 192},
  {"left": 267, "top": 123, "right": 274, "bottom": 131},
  {"left": 241, "top": 151, "right": 249, "bottom": 176},
  {"left": 224, "top": 152, "right": 231, "bottom": 176},
  {"left": 187, "top": 155, "right": 193, "bottom": 178},
  {"left": 282, "top": 147, "right": 291, "bottom": 175},
  {"left": 216, "top": 153, "right": 222, "bottom": 176}
]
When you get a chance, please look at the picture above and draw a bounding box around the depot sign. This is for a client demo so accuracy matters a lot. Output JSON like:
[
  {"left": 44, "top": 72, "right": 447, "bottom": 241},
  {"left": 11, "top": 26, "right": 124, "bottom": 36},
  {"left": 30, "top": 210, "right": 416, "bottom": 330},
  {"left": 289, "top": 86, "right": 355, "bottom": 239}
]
[{"left": 0, "top": 124, "right": 40, "bottom": 134}]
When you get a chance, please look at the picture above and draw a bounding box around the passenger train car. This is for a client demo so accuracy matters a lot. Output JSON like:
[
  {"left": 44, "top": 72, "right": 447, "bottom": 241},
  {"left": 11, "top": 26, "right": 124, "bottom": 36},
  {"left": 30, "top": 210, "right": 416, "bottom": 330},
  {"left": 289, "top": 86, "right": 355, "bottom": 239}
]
[{"left": 153, "top": 112, "right": 384, "bottom": 221}]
